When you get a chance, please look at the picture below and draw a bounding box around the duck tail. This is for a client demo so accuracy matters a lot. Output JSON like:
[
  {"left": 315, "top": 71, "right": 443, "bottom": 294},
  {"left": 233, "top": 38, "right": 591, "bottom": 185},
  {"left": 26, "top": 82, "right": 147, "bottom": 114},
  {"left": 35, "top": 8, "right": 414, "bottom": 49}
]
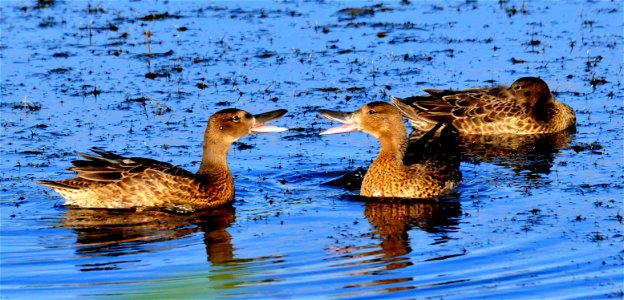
[{"left": 37, "top": 180, "right": 78, "bottom": 190}]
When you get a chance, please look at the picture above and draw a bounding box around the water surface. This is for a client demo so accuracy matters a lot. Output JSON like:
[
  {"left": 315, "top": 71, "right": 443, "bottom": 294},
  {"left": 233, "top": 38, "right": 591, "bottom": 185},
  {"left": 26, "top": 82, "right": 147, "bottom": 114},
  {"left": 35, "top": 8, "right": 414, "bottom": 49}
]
[{"left": 1, "top": 1, "right": 623, "bottom": 298}]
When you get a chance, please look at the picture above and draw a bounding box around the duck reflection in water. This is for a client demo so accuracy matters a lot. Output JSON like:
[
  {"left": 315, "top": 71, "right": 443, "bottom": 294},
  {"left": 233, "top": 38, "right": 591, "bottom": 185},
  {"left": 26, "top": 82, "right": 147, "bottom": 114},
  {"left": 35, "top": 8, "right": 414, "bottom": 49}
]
[
  {"left": 364, "top": 199, "right": 462, "bottom": 270},
  {"left": 60, "top": 205, "right": 236, "bottom": 267},
  {"left": 459, "top": 127, "right": 576, "bottom": 184}
]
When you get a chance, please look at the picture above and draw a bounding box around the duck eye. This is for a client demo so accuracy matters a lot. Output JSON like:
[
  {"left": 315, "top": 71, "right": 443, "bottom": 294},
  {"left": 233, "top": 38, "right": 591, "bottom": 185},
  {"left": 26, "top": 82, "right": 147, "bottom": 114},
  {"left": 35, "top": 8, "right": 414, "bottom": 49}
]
[
  {"left": 232, "top": 115, "right": 241, "bottom": 122},
  {"left": 368, "top": 109, "right": 376, "bottom": 115}
]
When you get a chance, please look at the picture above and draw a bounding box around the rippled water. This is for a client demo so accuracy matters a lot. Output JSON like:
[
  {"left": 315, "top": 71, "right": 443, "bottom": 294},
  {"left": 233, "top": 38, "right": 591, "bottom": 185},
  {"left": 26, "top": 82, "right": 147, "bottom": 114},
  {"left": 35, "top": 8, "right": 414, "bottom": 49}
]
[{"left": 1, "top": 1, "right": 623, "bottom": 298}]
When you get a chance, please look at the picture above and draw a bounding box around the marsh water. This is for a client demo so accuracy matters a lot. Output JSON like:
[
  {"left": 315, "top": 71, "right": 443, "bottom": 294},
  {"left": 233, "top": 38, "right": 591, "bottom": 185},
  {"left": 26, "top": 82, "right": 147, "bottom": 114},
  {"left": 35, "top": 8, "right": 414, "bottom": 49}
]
[{"left": 1, "top": 1, "right": 623, "bottom": 298}]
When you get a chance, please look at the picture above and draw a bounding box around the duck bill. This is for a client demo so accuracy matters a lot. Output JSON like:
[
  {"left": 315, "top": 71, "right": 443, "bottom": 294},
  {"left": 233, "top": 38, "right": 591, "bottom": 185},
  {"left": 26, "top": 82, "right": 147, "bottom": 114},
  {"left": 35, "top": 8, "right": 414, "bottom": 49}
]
[
  {"left": 251, "top": 109, "right": 289, "bottom": 133},
  {"left": 317, "top": 109, "right": 358, "bottom": 135}
]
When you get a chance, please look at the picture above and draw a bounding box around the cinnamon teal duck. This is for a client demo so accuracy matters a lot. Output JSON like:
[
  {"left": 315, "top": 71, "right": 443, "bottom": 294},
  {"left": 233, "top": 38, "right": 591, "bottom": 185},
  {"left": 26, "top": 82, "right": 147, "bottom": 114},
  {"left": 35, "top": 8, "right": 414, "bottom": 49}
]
[
  {"left": 391, "top": 77, "right": 576, "bottom": 135},
  {"left": 38, "top": 108, "right": 288, "bottom": 210},
  {"left": 318, "top": 102, "right": 461, "bottom": 199}
]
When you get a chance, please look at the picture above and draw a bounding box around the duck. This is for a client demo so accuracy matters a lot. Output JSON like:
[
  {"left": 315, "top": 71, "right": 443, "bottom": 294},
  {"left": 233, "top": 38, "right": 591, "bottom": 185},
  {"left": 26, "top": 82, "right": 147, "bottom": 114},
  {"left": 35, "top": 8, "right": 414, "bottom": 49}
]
[
  {"left": 318, "top": 102, "right": 461, "bottom": 199},
  {"left": 391, "top": 77, "right": 576, "bottom": 135},
  {"left": 38, "top": 108, "right": 288, "bottom": 211}
]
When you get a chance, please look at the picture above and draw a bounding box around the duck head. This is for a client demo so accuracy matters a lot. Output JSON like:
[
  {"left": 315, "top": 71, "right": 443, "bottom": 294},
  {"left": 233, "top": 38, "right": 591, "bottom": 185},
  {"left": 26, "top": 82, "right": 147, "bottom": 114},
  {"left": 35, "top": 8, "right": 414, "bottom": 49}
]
[
  {"left": 318, "top": 102, "right": 405, "bottom": 140},
  {"left": 509, "top": 77, "right": 575, "bottom": 126},
  {"left": 207, "top": 108, "right": 288, "bottom": 144},
  {"left": 509, "top": 77, "right": 553, "bottom": 107}
]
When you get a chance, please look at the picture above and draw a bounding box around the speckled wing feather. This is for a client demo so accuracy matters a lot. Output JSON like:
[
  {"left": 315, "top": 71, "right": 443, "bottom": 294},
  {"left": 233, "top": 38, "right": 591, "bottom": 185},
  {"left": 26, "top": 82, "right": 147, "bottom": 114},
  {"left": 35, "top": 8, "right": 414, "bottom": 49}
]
[
  {"left": 393, "top": 86, "right": 524, "bottom": 132},
  {"left": 39, "top": 149, "right": 203, "bottom": 195},
  {"left": 67, "top": 149, "right": 197, "bottom": 184}
]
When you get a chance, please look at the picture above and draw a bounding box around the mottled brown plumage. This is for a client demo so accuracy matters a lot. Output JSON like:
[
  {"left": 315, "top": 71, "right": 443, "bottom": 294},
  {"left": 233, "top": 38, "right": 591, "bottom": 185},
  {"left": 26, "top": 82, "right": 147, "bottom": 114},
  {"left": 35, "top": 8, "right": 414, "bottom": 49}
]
[
  {"left": 38, "top": 108, "right": 288, "bottom": 210},
  {"left": 318, "top": 102, "right": 461, "bottom": 199},
  {"left": 392, "top": 77, "right": 576, "bottom": 135}
]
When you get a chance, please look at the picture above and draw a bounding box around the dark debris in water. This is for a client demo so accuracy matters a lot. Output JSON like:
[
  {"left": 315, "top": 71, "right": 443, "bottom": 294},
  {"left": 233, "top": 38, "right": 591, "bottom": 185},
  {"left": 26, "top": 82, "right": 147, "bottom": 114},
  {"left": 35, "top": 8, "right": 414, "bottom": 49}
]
[
  {"left": 35, "top": 0, "right": 55, "bottom": 9},
  {"left": 81, "top": 85, "right": 101, "bottom": 97},
  {"left": 20, "top": 150, "right": 45, "bottom": 155},
  {"left": 144, "top": 50, "right": 175, "bottom": 58},
  {"left": 256, "top": 51, "right": 277, "bottom": 59},
  {"left": 138, "top": 12, "right": 181, "bottom": 21},
  {"left": 125, "top": 97, "right": 148, "bottom": 103},
  {"left": 572, "top": 142, "right": 604, "bottom": 154},
  {"left": 86, "top": 3, "right": 105, "bottom": 14},
  {"left": 282, "top": 127, "right": 318, "bottom": 140},
  {"left": 505, "top": 4, "right": 528, "bottom": 17},
  {"left": 48, "top": 68, "right": 70, "bottom": 74},
  {"left": 145, "top": 72, "right": 170, "bottom": 79},
  {"left": 52, "top": 52, "right": 69, "bottom": 58},
  {"left": 590, "top": 76, "right": 608, "bottom": 87},
  {"left": 403, "top": 53, "right": 433, "bottom": 62},
  {"left": 336, "top": 7, "right": 375, "bottom": 19},
  {"left": 346, "top": 87, "right": 366, "bottom": 93},
  {"left": 335, "top": 3, "right": 393, "bottom": 21},
  {"left": 589, "top": 232, "right": 607, "bottom": 242},
  {"left": 38, "top": 16, "right": 60, "bottom": 27},
  {"left": 235, "top": 142, "right": 255, "bottom": 151},
  {"left": 12, "top": 101, "right": 42, "bottom": 111},
  {"left": 313, "top": 87, "right": 341, "bottom": 93}
]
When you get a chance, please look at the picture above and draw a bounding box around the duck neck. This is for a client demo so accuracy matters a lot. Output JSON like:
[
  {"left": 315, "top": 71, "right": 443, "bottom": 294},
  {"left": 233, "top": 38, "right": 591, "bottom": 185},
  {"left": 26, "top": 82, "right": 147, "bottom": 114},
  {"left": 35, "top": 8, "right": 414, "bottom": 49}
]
[
  {"left": 375, "top": 131, "right": 407, "bottom": 165},
  {"left": 197, "top": 132, "right": 231, "bottom": 177}
]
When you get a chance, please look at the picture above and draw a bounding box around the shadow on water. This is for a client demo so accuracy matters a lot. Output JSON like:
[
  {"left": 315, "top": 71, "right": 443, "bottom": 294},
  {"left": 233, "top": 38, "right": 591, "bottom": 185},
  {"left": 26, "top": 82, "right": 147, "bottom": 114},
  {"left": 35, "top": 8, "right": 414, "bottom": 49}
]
[
  {"left": 61, "top": 205, "right": 236, "bottom": 266},
  {"left": 459, "top": 127, "right": 576, "bottom": 177}
]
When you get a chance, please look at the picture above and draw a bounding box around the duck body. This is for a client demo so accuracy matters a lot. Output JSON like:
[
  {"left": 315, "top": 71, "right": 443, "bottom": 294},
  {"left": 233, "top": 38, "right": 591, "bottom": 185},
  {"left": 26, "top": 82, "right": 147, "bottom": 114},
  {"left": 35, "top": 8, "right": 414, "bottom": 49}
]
[
  {"left": 392, "top": 77, "right": 576, "bottom": 135},
  {"left": 39, "top": 150, "right": 234, "bottom": 210},
  {"left": 361, "top": 149, "right": 459, "bottom": 198},
  {"left": 318, "top": 102, "right": 461, "bottom": 199},
  {"left": 39, "top": 108, "right": 288, "bottom": 210}
]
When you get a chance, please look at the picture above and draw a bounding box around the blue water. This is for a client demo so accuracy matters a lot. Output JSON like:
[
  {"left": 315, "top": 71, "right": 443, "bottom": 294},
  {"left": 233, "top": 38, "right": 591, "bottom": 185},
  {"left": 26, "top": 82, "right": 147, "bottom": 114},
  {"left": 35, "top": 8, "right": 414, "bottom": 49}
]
[{"left": 1, "top": 1, "right": 622, "bottom": 298}]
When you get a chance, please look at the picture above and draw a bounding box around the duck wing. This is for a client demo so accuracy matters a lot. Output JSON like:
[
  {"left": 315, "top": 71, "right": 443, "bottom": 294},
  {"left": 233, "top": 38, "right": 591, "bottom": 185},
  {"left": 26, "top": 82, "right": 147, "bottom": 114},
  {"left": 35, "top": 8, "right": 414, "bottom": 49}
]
[
  {"left": 423, "top": 86, "right": 504, "bottom": 99},
  {"left": 403, "top": 122, "right": 461, "bottom": 174},
  {"left": 393, "top": 86, "right": 517, "bottom": 126},
  {"left": 67, "top": 148, "right": 195, "bottom": 182},
  {"left": 38, "top": 148, "right": 198, "bottom": 190}
]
